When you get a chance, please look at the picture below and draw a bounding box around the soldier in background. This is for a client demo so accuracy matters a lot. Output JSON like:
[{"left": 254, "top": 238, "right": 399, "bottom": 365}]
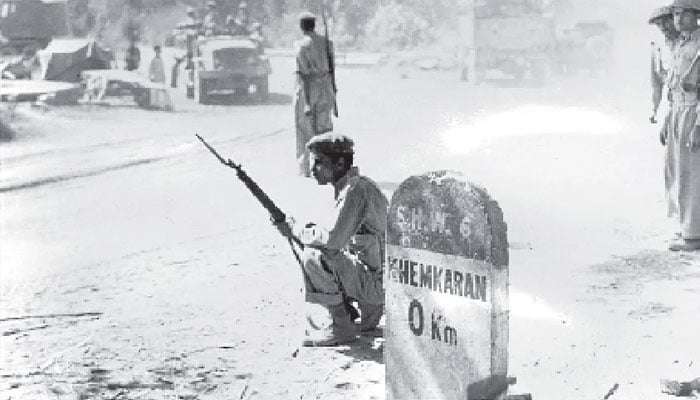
[
  {"left": 125, "top": 43, "right": 141, "bottom": 71},
  {"left": 275, "top": 133, "right": 388, "bottom": 346},
  {"left": 649, "top": 5, "right": 679, "bottom": 128},
  {"left": 203, "top": 0, "right": 222, "bottom": 36},
  {"left": 123, "top": 16, "right": 141, "bottom": 71},
  {"left": 229, "top": 2, "right": 252, "bottom": 36},
  {"left": 179, "top": 6, "right": 199, "bottom": 28},
  {"left": 294, "top": 12, "right": 336, "bottom": 177},
  {"left": 665, "top": 0, "right": 700, "bottom": 251},
  {"left": 149, "top": 45, "right": 166, "bottom": 83}
]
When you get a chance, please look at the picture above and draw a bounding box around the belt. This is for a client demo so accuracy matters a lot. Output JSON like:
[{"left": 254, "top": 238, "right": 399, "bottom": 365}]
[
  {"left": 297, "top": 71, "right": 330, "bottom": 79},
  {"left": 355, "top": 225, "right": 375, "bottom": 235},
  {"left": 670, "top": 91, "right": 699, "bottom": 106}
]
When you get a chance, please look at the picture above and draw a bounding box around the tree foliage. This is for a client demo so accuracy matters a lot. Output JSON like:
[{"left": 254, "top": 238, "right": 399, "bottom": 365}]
[{"left": 69, "top": 0, "right": 463, "bottom": 49}]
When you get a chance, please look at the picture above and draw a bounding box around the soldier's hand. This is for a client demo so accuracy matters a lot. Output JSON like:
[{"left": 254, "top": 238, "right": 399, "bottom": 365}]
[
  {"left": 689, "top": 125, "right": 700, "bottom": 152},
  {"left": 303, "top": 104, "right": 312, "bottom": 116},
  {"left": 659, "top": 124, "right": 667, "bottom": 146}
]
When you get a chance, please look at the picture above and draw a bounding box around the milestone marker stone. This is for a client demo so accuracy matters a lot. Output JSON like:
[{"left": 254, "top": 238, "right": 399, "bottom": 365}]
[{"left": 385, "top": 171, "right": 509, "bottom": 400}]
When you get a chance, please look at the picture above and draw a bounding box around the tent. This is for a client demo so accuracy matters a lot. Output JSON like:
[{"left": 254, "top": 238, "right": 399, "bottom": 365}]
[{"left": 37, "top": 39, "right": 113, "bottom": 82}]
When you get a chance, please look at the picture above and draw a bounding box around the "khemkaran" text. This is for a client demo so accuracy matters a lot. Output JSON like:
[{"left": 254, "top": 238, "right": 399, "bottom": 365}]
[{"left": 387, "top": 257, "right": 488, "bottom": 302}]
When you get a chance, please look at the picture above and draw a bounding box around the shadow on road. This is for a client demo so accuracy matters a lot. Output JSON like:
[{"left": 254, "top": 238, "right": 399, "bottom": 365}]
[
  {"left": 200, "top": 92, "right": 292, "bottom": 106},
  {"left": 336, "top": 335, "right": 384, "bottom": 364}
]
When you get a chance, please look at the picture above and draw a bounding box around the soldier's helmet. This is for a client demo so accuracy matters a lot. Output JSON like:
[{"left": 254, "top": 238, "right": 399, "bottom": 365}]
[
  {"left": 307, "top": 133, "right": 355, "bottom": 155},
  {"left": 649, "top": 6, "right": 672, "bottom": 23},
  {"left": 298, "top": 11, "right": 317, "bottom": 21},
  {"left": 672, "top": 0, "right": 700, "bottom": 11}
]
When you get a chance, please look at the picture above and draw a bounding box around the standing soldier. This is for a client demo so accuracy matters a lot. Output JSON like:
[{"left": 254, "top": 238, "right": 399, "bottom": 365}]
[
  {"left": 124, "top": 42, "right": 141, "bottom": 71},
  {"left": 665, "top": 0, "right": 700, "bottom": 251},
  {"left": 275, "top": 133, "right": 387, "bottom": 346},
  {"left": 649, "top": 6, "right": 679, "bottom": 127},
  {"left": 294, "top": 12, "right": 337, "bottom": 177},
  {"left": 203, "top": 0, "right": 222, "bottom": 36},
  {"left": 148, "top": 45, "right": 166, "bottom": 83},
  {"left": 231, "top": 2, "right": 252, "bottom": 36}
]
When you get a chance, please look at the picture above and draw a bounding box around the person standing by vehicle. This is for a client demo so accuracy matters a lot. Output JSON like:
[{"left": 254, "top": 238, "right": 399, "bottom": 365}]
[
  {"left": 665, "top": 0, "right": 700, "bottom": 251},
  {"left": 149, "top": 45, "right": 166, "bottom": 83},
  {"left": 203, "top": 0, "right": 222, "bottom": 36},
  {"left": 125, "top": 42, "right": 141, "bottom": 71},
  {"left": 294, "top": 12, "right": 336, "bottom": 177}
]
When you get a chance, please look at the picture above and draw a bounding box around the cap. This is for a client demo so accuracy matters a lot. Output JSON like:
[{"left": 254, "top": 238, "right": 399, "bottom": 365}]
[
  {"left": 672, "top": 0, "right": 700, "bottom": 11},
  {"left": 306, "top": 132, "right": 355, "bottom": 154},
  {"left": 207, "top": 0, "right": 217, "bottom": 7},
  {"left": 239, "top": 1, "right": 247, "bottom": 8},
  {"left": 298, "top": 11, "right": 316, "bottom": 21},
  {"left": 186, "top": 6, "right": 195, "bottom": 14},
  {"left": 649, "top": 6, "right": 672, "bottom": 23}
]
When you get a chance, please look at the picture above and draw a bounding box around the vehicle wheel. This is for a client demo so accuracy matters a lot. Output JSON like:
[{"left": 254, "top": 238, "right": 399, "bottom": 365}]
[
  {"left": 135, "top": 89, "right": 151, "bottom": 108},
  {"left": 257, "top": 76, "right": 269, "bottom": 97},
  {"left": 234, "top": 86, "right": 249, "bottom": 96},
  {"left": 199, "top": 79, "right": 209, "bottom": 104}
]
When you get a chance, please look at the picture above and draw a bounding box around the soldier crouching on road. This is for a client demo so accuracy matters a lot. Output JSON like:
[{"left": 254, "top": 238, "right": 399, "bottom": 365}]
[{"left": 275, "top": 133, "right": 387, "bottom": 346}]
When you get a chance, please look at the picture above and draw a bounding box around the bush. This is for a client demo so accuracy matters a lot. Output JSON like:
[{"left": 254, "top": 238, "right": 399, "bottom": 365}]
[{"left": 363, "top": 4, "right": 433, "bottom": 51}]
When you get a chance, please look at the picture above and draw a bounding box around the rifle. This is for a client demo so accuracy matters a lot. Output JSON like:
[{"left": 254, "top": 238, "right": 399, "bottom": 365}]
[
  {"left": 321, "top": 8, "right": 338, "bottom": 117},
  {"left": 195, "top": 134, "right": 305, "bottom": 251}
]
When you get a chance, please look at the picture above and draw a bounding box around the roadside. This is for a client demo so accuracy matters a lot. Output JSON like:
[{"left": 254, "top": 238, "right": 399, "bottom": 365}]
[{"left": 1, "top": 54, "right": 699, "bottom": 400}]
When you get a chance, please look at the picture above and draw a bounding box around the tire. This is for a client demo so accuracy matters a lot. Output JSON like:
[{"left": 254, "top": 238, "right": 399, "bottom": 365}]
[
  {"left": 257, "top": 76, "right": 269, "bottom": 97},
  {"left": 198, "top": 79, "right": 209, "bottom": 104}
]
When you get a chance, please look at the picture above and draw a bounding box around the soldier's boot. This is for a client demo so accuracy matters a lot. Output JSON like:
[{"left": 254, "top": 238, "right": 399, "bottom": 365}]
[
  {"left": 669, "top": 238, "right": 700, "bottom": 251},
  {"left": 356, "top": 302, "right": 384, "bottom": 333},
  {"left": 302, "top": 303, "right": 357, "bottom": 347}
]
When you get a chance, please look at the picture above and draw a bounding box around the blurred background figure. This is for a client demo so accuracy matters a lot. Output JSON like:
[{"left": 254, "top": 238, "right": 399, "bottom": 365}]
[
  {"left": 149, "top": 45, "right": 165, "bottom": 83},
  {"left": 124, "top": 42, "right": 140, "bottom": 71},
  {"left": 203, "top": 0, "right": 222, "bottom": 36},
  {"left": 649, "top": 5, "right": 679, "bottom": 125}
]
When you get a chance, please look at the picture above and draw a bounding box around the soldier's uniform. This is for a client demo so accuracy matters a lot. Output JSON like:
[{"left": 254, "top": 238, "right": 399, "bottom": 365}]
[
  {"left": 665, "top": 0, "right": 700, "bottom": 249},
  {"left": 648, "top": 6, "right": 680, "bottom": 219},
  {"left": 125, "top": 44, "right": 140, "bottom": 71},
  {"left": 294, "top": 12, "right": 336, "bottom": 177},
  {"left": 290, "top": 133, "right": 388, "bottom": 346},
  {"left": 203, "top": 1, "right": 222, "bottom": 36},
  {"left": 149, "top": 47, "right": 166, "bottom": 83},
  {"left": 650, "top": 7, "right": 677, "bottom": 120}
]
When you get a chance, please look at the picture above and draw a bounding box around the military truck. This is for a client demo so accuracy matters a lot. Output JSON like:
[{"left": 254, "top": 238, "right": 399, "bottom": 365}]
[
  {"left": 194, "top": 36, "right": 271, "bottom": 104},
  {"left": 465, "top": 0, "right": 557, "bottom": 83},
  {"left": 0, "top": 0, "right": 70, "bottom": 56}
]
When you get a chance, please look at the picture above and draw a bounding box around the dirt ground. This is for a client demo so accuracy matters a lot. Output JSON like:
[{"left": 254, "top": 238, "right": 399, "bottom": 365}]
[{"left": 1, "top": 40, "right": 699, "bottom": 400}]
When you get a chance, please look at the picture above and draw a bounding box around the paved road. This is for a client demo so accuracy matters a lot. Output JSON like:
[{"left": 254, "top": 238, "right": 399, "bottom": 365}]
[{"left": 1, "top": 53, "right": 698, "bottom": 399}]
